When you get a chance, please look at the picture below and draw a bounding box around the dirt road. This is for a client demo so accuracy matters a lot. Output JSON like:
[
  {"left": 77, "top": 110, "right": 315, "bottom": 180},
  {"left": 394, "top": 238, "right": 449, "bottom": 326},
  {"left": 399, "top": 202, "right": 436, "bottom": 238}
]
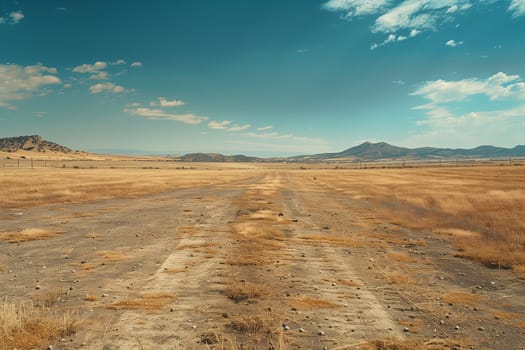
[{"left": 2, "top": 171, "right": 525, "bottom": 349}]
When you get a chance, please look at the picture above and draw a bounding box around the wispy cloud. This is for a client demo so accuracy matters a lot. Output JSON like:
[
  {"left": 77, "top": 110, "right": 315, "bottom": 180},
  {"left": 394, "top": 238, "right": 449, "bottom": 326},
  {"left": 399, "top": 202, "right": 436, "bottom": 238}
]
[
  {"left": 9, "top": 11, "right": 24, "bottom": 24},
  {"left": 130, "top": 61, "right": 143, "bottom": 68},
  {"left": 72, "top": 61, "right": 107, "bottom": 74},
  {"left": 257, "top": 125, "right": 273, "bottom": 131},
  {"left": 322, "top": 0, "right": 391, "bottom": 16},
  {"left": 0, "top": 64, "right": 61, "bottom": 109},
  {"left": 509, "top": 0, "right": 525, "bottom": 17},
  {"left": 124, "top": 107, "right": 207, "bottom": 125},
  {"left": 150, "top": 97, "right": 185, "bottom": 107},
  {"left": 409, "top": 72, "right": 525, "bottom": 147},
  {"left": 323, "top": 1, "right": 522, "bottom": 48},
  {"left": 89, "top": 82, "right": 130, "bottom": 94},
  {"left": 412, "top": 72, "right": 525, "bottom": 103},
  {"left": 227, "top": 124, "right": 251, "bottom": 132},
  {"left": 208, "top": 120, "right": 231, "bottom": 129},
  {"left": 1, "top": 11, "right": 24, "bottom": 25},
  {"left": 208, "top": 120, "right": 251, "bottom": 131},
  {"left": 446, "top": 39, "right": 464, "bottom": 47}
]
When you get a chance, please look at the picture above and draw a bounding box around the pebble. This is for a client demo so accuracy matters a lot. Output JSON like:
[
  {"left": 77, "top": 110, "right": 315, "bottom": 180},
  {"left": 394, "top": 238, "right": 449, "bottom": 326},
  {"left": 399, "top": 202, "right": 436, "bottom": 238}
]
[
  {"left": 454, "top": 325, "right": 460, "bottom": 330},
  {"left": 299, "top": 327, "right": 305, "bottom": 333},
  {"left": 282, "top": 324, "right": 290, "bottom": 331},
  {"left": 318, "top": 330, "right": 325, "bottom": 336},
  {"left": 403, "top": 327, "right": 410, "bottom": 332}
]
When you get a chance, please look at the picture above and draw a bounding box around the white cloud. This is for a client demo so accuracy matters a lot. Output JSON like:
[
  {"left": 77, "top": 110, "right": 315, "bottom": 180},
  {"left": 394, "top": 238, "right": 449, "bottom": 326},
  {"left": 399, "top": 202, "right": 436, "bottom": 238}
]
[
  {"left": 124, "top": 107, "right": 207, "bottom": 125},
  {"left": 412, "top": 72, "right": 525, "bottom": 103},
  {"left": 89, "top": 71, "right": 109, "bottom": 80},
  {"left": 372, "top": 0, "right": 474, "bottom": 34},
  {"left": 63, "top": 83, "right": 72, "bottom": 89},
  {"left": 89, "top": 82, "right": 129, "bottom": 94},
  {"left": 509, "top": 0, "right": 525, "bottom": 17},
  {"left": 131, "top": 62, "right": 143, "bottom": 68},
  {"left": 72, "top": 61, "right": 107, "bottom": 74},
  {"left": 208, "top": 120, "right": 251, "bottom": 131},
  {"left": 208, "top": 120, "right": 231, "bottom": 129},
  {"left": 323, "top": 0, "right": 522, "bottom": 48},
  {"left": 446, "top": 39, "right": 464, "bottom": 47},
  {"left": 9, "top": 11, "right": 24, "bottom": 24},
  {"left": 150, "top": 97, "right": 185, "bottom": 107},
  {"left": 227, "top": 124, "right": 251, "bottom": 132},
  {"left": 257, "top": 125, "right": 273, "bottom": 131},
  {"left": 0, "top": 64, "right": 61, "bottom": 109},
  {"left": 371, "top": 33, "right": 408, "bottom": 50},
  {"left": 409, "top": 72, "right": 525, "bottom": 147},
  {"left": 113, "top": 59, "right": 127, "bottom": 65},
  {"left": 322, "top": 0, "right": 391, "bottom": 16}
]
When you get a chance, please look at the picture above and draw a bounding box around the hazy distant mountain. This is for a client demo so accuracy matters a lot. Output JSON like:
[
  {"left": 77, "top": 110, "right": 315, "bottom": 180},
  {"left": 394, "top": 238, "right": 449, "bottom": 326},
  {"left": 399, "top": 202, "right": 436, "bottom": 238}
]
[
  {"left": 178, "top": 153, "right": 259, "bottom": 162},
  {"left": 0, "top": 135, "right": 72, "bottom": 153},
  {"left": 292, "top": 142, "right": 525, "bottom": 161}
]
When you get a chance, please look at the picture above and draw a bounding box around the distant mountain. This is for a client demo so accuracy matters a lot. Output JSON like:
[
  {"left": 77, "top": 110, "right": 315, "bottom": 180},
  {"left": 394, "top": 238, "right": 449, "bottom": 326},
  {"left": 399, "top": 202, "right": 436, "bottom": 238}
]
[
  {"left": 178, "top": 153, "right": 259, "bottom": 162},
  {"left": 0, "top": 135, "right": 72, "bottom": 153},
  {"left": 292, "top": 142, "right": 525, "bottom": 161}
]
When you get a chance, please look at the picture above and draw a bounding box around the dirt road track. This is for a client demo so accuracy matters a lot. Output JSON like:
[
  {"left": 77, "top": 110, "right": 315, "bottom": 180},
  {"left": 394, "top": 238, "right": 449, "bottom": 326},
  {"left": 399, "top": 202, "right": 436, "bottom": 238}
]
[{"left": 2, "top": 172, "right": 525, "bottom": 349}]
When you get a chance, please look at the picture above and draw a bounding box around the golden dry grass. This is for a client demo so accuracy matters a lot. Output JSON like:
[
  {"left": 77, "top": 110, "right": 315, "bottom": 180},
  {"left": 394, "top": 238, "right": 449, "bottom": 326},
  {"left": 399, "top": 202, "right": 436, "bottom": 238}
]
[
  {"left": 0, "top": 228, "right": 60, "bottom": 243},
  {"left": 0, "top": 301, "right": 77, "bottom": 350},
  {"left": 442, "top": 291, "right": 482, "bottom": 306},
  {"left": 302, "top": 166, "right": 525, "bottom": 275},
  {"left": 32, "top": 288, "right": 65, "bottom": 308},
  {"left": 0, "top": 167, "right": 255, "bottom": 209},
  {"left": 225, "top": 282, "right": 270, "bottom": 302},
  {"left": 290, "top": 296, "right": 341, "bottom": 309},
  {"left": 107, "top": 293, "right": 177, "bottom": 310}
]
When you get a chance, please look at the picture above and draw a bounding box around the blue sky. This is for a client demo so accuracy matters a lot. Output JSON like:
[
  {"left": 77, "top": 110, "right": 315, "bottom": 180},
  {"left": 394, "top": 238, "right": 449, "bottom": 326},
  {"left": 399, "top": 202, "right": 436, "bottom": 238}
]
[{"left": 1, "top": 0, "right": 524, "bottom": 156}]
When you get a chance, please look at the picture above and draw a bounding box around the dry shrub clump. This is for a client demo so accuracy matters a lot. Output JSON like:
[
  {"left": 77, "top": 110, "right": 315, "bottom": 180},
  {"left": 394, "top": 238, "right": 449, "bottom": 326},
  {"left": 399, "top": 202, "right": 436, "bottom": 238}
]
[
  {"left": 0, "top": 301, "right": 77, "bottom": 350},
  {"left": 107, "top": 293, "right": 177, "bottom": 310},
  {"left": 225, "top": 282, "right": 270, "bottom": 302}
]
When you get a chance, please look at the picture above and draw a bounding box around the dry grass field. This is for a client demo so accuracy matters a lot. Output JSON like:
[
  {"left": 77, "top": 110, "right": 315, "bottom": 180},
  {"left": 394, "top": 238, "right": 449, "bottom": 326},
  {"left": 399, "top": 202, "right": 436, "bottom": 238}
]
[
  {"left": 1, "top": 162, "right": 525, "bottom": 349},
  {"left": 297, "top": 166, "right": 525, "bottom": 275}
]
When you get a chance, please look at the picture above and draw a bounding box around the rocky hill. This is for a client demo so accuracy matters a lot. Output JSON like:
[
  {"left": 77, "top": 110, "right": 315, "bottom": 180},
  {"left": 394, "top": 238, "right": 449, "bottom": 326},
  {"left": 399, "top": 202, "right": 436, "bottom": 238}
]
[{"left": 0, "top": 135, "right": 72, "bottom": 153}]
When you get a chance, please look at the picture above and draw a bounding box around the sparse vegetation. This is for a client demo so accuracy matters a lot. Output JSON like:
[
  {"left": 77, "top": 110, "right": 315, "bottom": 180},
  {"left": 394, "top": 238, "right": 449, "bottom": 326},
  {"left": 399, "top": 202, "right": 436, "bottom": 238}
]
[{"left": 0, "top": 300, "right": 78, "bottom": 350}]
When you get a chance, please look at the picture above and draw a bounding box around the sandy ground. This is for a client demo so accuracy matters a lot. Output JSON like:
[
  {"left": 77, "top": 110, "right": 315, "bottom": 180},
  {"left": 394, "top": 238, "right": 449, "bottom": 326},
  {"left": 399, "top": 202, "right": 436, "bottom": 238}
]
[{"left": 2, "top": 170, "right": 525, "bottom": 349}]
